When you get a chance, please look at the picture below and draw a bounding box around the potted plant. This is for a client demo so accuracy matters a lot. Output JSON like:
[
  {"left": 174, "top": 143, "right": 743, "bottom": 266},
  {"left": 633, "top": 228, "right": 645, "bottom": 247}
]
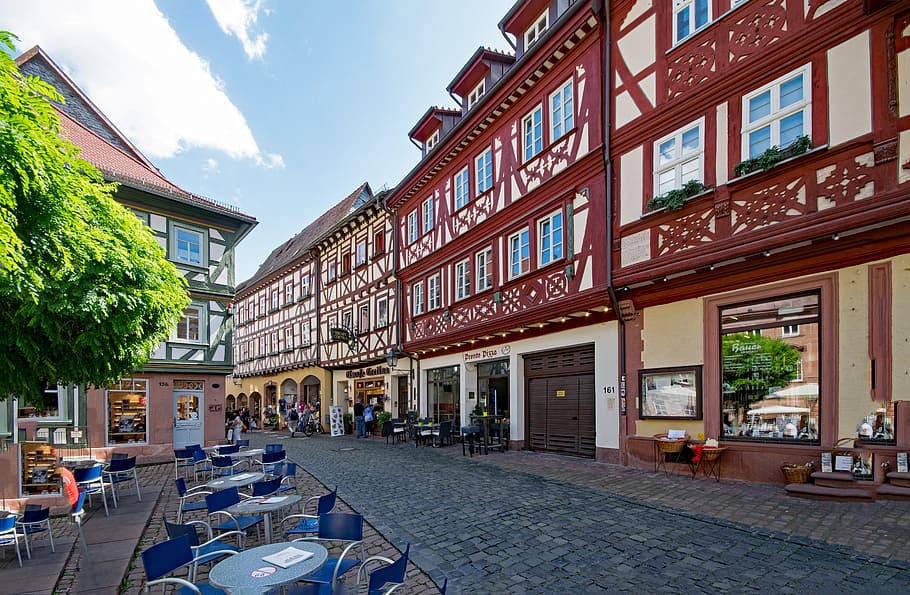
[
  {"left": 646, "top": 180, "right": 709, "bottom": 212},
  {"left": 342, "top": 413, "right": 353, "bottom": 435},
  {"left": 733, "top": 135, "right": 811, "bottom": 177}
]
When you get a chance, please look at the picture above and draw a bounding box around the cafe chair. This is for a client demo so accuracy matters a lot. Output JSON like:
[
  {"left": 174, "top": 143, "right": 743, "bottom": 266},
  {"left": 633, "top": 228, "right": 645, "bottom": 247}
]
[
  {"left": 392, "top": 419, "right": 407, "bottom": 443},
  {"left": 0, "top": 514, "right": 23, "bottom": 567},
  {"left": 431, "top": 420, "right": 454, "bottom": 447},
  {"left": 176, "top": 478, "right": 211, "bottom": 523},
  {"left": 236, "top": 439, "right": 250, "bottom": 448},
  {"left": 71, "top": 491, "right": 88, "bottom": 555},
  {"left": 247, "top": 476, "right": 282, "bottom": 498},
  {"left": 73, "top": 463, "right": 110, "bottom": 516},
  {"left": 103, "top": 455, "right": 141, "bottom": 507},
  {"left": 184, "top": 443, "right": 202, "bottom": 452},
  {"left": 275, "top": 462, "right": 298, "bottom": 495},
  {"left": 256, "top": 450, "right": 287, "bottom": 475},
  {"left": 163, "top": 517, "right": 243, "bottom": 580},
  {"left": 265, "top": 443, "right": 283, "bottom": 453},
  {"left": 142, "top": 534, "right": 235, "bottom": 594},
  {"left": 211, "top": 456, "right": 242, "bottom": 478},
  {"left": 174, "top": 448, "right": 196, "bottom": 480},
  {"left": 282, "top": 486, "right": 337, "bottom": 538},
  {"left": 356, "top": 542, "right": 410, "bottom": 595},
  {"left": 289, "top": 512, "right": 365, "bottom": 593},
  {"left": 216, "top": 444, "right": 240, "bottom": 456},
  {"left": 205, "top": 487, "right": 263, "bottom": 542},
  {"left": 192, "top": 449, "right": 214, "bottom": 481},
  {"left": 17, "top": 505, "right": 54, "bottom": 558},
  {"left": 461, "top": 426, "right": 481, "bottom": 457}
]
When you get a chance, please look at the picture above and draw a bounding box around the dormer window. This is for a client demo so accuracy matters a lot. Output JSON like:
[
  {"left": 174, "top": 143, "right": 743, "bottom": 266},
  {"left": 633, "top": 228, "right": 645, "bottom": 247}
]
[
  {"left": 426, "top": 129, "right": 440, "bottom": 151},
  {"left": 524, "top": 10, "right": 549, "bottom": 49},
  {"left": 467, "top": 80, "right": 485, "bottom": 110}
]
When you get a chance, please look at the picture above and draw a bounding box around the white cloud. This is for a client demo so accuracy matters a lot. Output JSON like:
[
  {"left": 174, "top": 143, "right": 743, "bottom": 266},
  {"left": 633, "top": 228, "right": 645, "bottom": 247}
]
[
  {"left": 1, "top": 0, "right": 283, "bottom": 168},
  {"left": 203, "top": 158, "right": 220, "bottom": 173},
  {"left": 205, "top": 0, "right": 270, "bottom": 60}
]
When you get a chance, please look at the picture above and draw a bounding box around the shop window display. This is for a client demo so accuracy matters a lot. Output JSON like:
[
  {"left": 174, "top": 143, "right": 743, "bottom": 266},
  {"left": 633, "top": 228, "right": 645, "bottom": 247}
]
[{"left": 107, "top": 379, "right": 148, "bottom": 444}]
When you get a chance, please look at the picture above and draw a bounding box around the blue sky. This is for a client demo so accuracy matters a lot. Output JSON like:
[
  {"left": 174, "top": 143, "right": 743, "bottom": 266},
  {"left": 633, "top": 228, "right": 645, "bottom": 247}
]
[{"left": 2, "top": 0, "right": 514, "bottom": 281}]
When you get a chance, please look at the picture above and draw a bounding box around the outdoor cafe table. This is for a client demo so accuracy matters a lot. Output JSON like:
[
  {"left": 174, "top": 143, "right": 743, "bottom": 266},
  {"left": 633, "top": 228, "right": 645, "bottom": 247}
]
[
  {"left": 230, "top": 448, "right": 265, "bottom": 469},
  {"left": 226, "top": 494, "right": 302, "bottom": 544},
  {"left": 206, "top": 471, "right": 265, "bottom": 491},
  {"left": 469, "top": 415, "right": 507, "bottom": 454},
  {"left": 209, "top": 541, "right": 328, "bottom": 594}
]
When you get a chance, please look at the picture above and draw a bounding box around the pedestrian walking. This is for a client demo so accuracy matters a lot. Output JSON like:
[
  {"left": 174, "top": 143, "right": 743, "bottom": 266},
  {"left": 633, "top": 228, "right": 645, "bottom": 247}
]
[
  {"left": 364, "top": 402, "right": 375, "bottom": 437},
  {"left": 288, "top": 406, "right": 300, "bottom": 437},
  {"left": 354, "top": 399, "right": 365, "bottom": 438}
]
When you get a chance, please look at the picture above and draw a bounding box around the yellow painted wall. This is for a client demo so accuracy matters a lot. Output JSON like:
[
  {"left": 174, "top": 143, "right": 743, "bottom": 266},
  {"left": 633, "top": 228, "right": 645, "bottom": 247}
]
[
  {"left": 892, "top": 255, "right": 910, "bottom": 400},
  {"left": 827, "top": 31, "right": 872, "bottom": 147},
  {"left": 838, "top": 265, "right": 870, "bottom": 439}
]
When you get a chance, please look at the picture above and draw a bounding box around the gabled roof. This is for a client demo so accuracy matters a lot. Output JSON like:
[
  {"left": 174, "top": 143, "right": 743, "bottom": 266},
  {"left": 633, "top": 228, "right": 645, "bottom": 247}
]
[
  {"left": 447, "top": 47, "right": 515, "bottom": 98},
  {"left": 499, "top": 0, "right": 551, "bottom": 36},
  {"left": 408, "top": 106, "right": 461, "bottom": 142},
  {"left": 238, "top": 183, "right": 373, "bottom": 293}
]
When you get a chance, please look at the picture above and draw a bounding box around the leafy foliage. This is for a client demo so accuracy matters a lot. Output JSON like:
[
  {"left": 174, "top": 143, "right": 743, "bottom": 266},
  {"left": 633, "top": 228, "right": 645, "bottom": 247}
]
[
  {"left": 733, "top": 135, "right": 812, "bottom": 177},
  {"left": 646, "top": 179, "right": 708, "bottom": 212},
  {"left": 0, "top": 31, "right": 189, "bottom": 403},
  {"left": 721, "top": 333, "right": 800, "bottom": 398}
]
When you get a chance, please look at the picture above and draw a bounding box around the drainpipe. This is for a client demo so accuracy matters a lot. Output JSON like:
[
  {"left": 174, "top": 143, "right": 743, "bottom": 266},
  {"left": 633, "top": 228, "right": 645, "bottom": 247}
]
[
  {"left": 595, "top": 1, "right": 628, "bottom": 463},
  {"left": 499, "top": 25, "right": 517, "bottom": 52}
]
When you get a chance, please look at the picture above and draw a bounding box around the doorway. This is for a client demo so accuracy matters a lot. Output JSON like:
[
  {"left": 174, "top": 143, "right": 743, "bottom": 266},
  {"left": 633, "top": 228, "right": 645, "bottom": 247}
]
[{"left": 173, "top": 380, "right": 204, "bottom": 447}]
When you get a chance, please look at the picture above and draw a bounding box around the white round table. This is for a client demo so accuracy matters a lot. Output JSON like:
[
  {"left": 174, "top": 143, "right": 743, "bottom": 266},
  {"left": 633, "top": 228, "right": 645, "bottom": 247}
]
[{"left": 208, "top": 541, "right": 328, "bottom": 593}]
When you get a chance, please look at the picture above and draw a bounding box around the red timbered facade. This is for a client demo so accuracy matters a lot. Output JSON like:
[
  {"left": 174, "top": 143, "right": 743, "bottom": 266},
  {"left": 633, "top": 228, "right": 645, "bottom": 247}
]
[
  {"left": 610, "top": 0, "right": 910, "bottom": 483},
  {"left": 388, "top": 0, "right": 621, "bottom": 459}
]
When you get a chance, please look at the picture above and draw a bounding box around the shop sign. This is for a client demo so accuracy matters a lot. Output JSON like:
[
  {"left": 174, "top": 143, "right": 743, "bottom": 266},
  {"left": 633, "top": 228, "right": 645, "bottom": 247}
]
[
  {"left": 464, "top": 345, "right": 510, "bottom": 363},
  {"left": 555, "top": 390, "right": 566, "bottom": 398},
  {"left": 330, "top": 326, "right": 358, "bottom": 351},
  {"left": 345, "top": 366, "right": 389, "bottom": 379}
]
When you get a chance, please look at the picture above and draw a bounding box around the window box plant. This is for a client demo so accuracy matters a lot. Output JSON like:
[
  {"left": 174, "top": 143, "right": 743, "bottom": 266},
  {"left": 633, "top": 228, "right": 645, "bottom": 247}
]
[
  {"left": 733, "top": 135, "right": 811, "bottom": 177},
  {"left": 646, "top": 180, "right": 709, "bottom": 212}
]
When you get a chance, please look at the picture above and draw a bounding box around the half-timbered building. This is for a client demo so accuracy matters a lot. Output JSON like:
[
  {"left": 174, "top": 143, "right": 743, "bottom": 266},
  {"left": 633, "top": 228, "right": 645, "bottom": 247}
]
[
  {"left": 610, "top": 0, "right": 910, "bottom": 484},
  {"left": 3, "top": 47, "right": 256, "bottom": 504},
  {"left": 387, "top": 0, "right": 620, "bottom": 459}
]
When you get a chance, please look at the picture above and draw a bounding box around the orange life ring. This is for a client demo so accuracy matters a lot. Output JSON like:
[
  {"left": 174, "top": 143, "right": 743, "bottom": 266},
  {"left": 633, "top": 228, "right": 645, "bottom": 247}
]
[{"left": 58, "top": 466, "right": 79, "bottom": 507}]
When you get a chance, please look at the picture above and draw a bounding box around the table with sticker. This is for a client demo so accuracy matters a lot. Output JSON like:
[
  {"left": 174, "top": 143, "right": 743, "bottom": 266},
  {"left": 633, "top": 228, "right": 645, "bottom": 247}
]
[{"left": 208, "top": 541, "right": 328, "bottom": 593}]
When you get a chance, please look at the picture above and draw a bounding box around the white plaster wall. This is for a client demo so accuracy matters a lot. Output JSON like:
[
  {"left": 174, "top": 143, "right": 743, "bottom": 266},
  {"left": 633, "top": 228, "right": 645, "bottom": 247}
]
[
  {"left": 838, "top": 265, "right": 871, "bottom": 439},
  {"left": 827, "top": 31, "right": 872, "bottom": 147},
  {"left": 641, "top": 299, "right": 703, "bottom": 369},
  {"left": 619, "top": 146, "right": 644, "bottom": 225},
  {"left": 899, "top": 28, "right": 910, "bottom": 117},
  {"left": 617, "top": 14, "right": 655, "bottom": 77},
  {"left": 892, "top": 255, "right": 910, "bottom": 401},
  {"left": 615, "top": 90, "right": 640, "bottom": 130},
  {"left": 899, "top": 130, "right": 910, "bottom": 186},
  {"left": 715, "top": 102, "right": 729, "bottom": 185}
]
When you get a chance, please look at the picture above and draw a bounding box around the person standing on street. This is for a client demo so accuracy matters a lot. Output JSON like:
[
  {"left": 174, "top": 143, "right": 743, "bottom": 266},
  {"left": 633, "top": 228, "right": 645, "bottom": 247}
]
[
  {"left": 288, "top": 405, "right": 300, "bottom": 437},
  {"left": 364, "top": 402, "right": 375, "bottom": 437},
  {"left": 354, "top": 398, "right": 365, "bottom": 438}
]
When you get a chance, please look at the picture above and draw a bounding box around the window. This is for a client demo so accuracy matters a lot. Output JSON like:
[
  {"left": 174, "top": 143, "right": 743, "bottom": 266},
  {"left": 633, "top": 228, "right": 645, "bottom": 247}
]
[
  {"left": 270, "top": 288, "right": 279, "bottom": 311},
  {"left": 782, "top": 325, "right": 799, "bottom": 337},
  {"left": 475, "top": 149, "right": 493, "bottom": 195},
  {"left": 674, "top": 0, "right": 710, "bottom": 44},
  {"left": 284, "top": 283, "right": 294, "bottom": 305},
  {"left": 300, "top": 275, "right": 311, "bottom": 297},
  {"left": 455, "top": 259, "right": 471, "bottom": 300},
  {"left": 377, "top": 298, "right": 388, "bottom": 328},
  {"left": 524, "top": 9, "right": 549, "bottom": 48},
  {"left": 509, "top": 229, "right": 530, "bottom": 278},
  {"left": 408, "top": 210, "right": 419, "bottom": 244},
  {"left": 413, "top": 281, "right": 425, "bottom": 316},
  {"left": 654, "top": 120, "right": 704, "bottom": 195},
  {"left": 426, "top": 129, "right": 440, "bottom": 151},
  {"left": 640, "top": 367, "right": 702, "bottom": 419},
  {"left": 284, "top": 327, "right": 294, "bottom": 351},
  {"left": 468, "top": 79, "right": 485, "bottom": 109},
  {"left": 454, "top": 167, "right": 470, "bottom": 210},
  {"left": 422, "top": 197, "right": 434, "bottom": 234},
  {"left": 373, "top": 231, "right": 385, "bottom": 256},
  {"left": 106, "top": 379, "right": 147, "bottom": 445},
  {"left": 359, "top": 305, "right": 370, "bottom": 334},
  {"left": 246, "top": 302, "right": 254, "bottom": 322},
  {"left": 174, "top": 226, "right": 203, "bottom": 265},
  {"left": 743, "top": 65, "right": 811, "bottom": 159},
  {"left": 269, "top": 331, "right": 279, "bottom": 354},
  {"left": 342, "top": 254, "right": 351, "bottom": 275},
  {"left": 356, "top": 240, "right": 367, "bottom": 266},
  {"left": 258, "top": 336, "right": 266, "bottom": 357},
  {"left": 343, "top": 311, "right": 353, "bottom": 330},
  {"left": 176, "top": 305, "right": 203, "bottom": 342},
  {"left": 258, "top": 295, "right": 267, "bottom": 317},
  {"left": 327, "top": 261, "right": 337, "bottom": 282},
  {"left": 550, "top": 79, "right": 574, "bottom": 140},
  {"left": 720, "top": 292, "right": 820, "bottom": 442},
  {"left": 428, "top": 273, "right": 441, "bottom": 310},
  {"left": 522, "top": 105, "right": 543, "bottom": 161},
  {"left": 300, "top": 322, "right": 310, "bottom": 346},
  {"left": 538, "top": 211, "right": 564, "bottom": 266},
  {"left": 20, "top": 383, "right": 66, "bottom": 418},
  {"left": 476, "top": 247, "right": 493, "bottom": 292}
]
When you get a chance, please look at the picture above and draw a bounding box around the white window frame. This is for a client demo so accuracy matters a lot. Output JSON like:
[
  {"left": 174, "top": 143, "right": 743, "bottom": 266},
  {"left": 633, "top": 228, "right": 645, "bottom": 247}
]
[
  {"left": 300, "top": 275, "right": 310, "bottom": 297},
  {"left": 742, "top": 65, "right": 812, "bottom": 160},
  {"left": 407, "top": 210, "right": 419, "bottom": 244},
  {"left": 538, "top": 211, "right": 564, "bottom": 266},
  {"left": 509, "top": 229, "right": 531, "bottom": 279},
  {"left": 524, "top": 9, "right": 549, "bottom": 48},
  {"left": 476, "top": 247, "right": 493, "bottom": 292},
  {"left": 550, "top": 79, "right": 574, "bottom": 141},
  {"left": 428, "top": 273, "right": 441, "bottom": 311},
  {"left": 475, "top": 148, "right": 493, "bottom": 195},
  {"left": 299, "top": 322, "right": 311, "bottom": 347},
  {"left": 359, "top": 304, "right": 370, "bottom": 334},
  {"left": 455, "top": 259, "right": 471, "bottom": 301},
  {"left": 792, "top": 357, "right": 804, "bottom": 381},
  {"left": 426, "top": 129, "right": 440, "bottom": 151},
  {"left": 454, "top": 167, "right": 470, "bottom": 210},
  {"left": 172, "top": 224, "right": 205, "bottom": 266},
  {"left": 522, "top": 105, "right": 544, "bottom": 161},
  {"left": 467, "top": 79, "right": 485, "bottom": 109},
  {"left": 175, "top": 303, "right": 205, "bottom": 343},
  {"left": 284, "top": 326, "right": 294, "bottom": 350},
  {"left": 782, "top": 324, "right": 799, "bottom": 337},
  {"left": 269, "top": 331, "right": 279, "bottom": 354},
  {"left": 376, "top": 297, "right": 388, "bottom": 328},
  {"left": 284, "top": 283, "right": 294, "bottom": 305},
  {"left": 673, "top": 0, "right": 711, "bottom": 45},
  {"left": 422, "top": 197, "right": 434, "bottom": 234},
  {"left": 356, "top": 239, "right": 367, "bottom": 266},
  {"left": 270, "top": 288, "right": 280, "bottom": 311},
  {"left": 654, "top": 118, "right": 705, "bottom": 196},
  {"left": 413, "top": 281, "right": 425, "bottom": 316},
  {"left": 327, "top": 261, "right": 337, "bottom": 282}
]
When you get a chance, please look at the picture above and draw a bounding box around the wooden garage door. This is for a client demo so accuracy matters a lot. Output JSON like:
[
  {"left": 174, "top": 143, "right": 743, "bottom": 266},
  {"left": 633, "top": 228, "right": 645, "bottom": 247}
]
[{"left": 526, "top": 348, "right": 596, "bottom": 457}]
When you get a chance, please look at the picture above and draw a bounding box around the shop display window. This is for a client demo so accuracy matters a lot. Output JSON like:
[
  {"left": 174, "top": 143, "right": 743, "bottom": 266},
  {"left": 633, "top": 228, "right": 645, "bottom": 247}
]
[
  {"left": 720, "top": 292, "right": 820, "bottom": 443},
  {"left": 640, "top": 366, "right": 702, "bottom": 419},
  {"left": 856, "top": 402, "right": 896, "bottom": 445},
  {"left": 428, "top": 366, "right": 460, "bottom": 422},
  {"left": 21, "top": 442, "right": 60, "bottom": 496},
  {"left": 107, "top": 379, "right": 148, "bottom": 444}
]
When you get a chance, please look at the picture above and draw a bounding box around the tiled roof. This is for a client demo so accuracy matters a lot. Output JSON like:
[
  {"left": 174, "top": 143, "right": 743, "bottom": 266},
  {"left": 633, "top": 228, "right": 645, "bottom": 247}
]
[{"left": 238, "top": 182, "right": 373, "bottom": 293}]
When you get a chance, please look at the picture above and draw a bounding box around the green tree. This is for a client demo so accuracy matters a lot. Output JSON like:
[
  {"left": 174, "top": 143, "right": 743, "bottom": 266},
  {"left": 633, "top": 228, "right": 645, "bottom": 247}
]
[
  {"left": 722, "top": 332, "right": 800, "bottom": 399},
  {"left": 0, "top": 31, "right": 189, "bottom": 405}
]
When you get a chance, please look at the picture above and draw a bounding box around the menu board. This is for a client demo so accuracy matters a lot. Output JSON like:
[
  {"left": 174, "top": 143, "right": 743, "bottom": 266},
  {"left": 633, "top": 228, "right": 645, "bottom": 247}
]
[{"left": 329, "top": 405, "right": 344, "bottom": 437}]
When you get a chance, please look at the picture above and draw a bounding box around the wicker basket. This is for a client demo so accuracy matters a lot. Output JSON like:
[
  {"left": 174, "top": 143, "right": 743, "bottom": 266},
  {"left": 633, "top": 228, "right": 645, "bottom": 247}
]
[
  {"left": 700, "top": 447, "right": 726, "bottom": 461},
  {"left": 781, "top": 463, "right": 812, "bottom": 483},
  {"left": 656, "top": 438, "right": 687, "bottom": 454}
]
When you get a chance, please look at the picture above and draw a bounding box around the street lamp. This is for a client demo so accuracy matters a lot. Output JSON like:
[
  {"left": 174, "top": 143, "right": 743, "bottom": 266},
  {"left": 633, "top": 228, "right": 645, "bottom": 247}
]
[{"left": 385, "top": 348, "right": 400, "bottom": 370}]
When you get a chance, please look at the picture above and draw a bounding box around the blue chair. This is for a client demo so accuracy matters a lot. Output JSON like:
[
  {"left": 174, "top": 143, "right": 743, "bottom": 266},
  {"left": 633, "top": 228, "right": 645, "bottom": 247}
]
[
  {"left": 16, "top": 505, "right": 54, "bottom": 558},
  {"left": 176, "top": 478, "right": 211, "bottom": 523},
  {"left": 205, "top": 487, "right": 263, "bottom": 541},
  {"left": 248, "top": 476, "right": 282, "bottom": 498},
  {"left": 211, "top": 456, "right": 242, "bottom": 478},
  {"left": 290, "top": 513, "right": 365, "bottom": 592},
  {"left": 265, "top": 443, "right": 283, "bottom": 453},
  {"left": 192, "top": 449, "right": 213, "bottom": 481},
  {"left": 356, "top": 543, "right": 410, "bottom": 595},
  {"left": 282, "top": 486, "right": 337, "bottom": 538},
  {"left": 256, "top": 450, "right": 286, "bottom": 474},
  {"left": 163, "top": 517, "right": 242, "bottom": 581},
  {"left": 276, "top": 461, "right": 298, "bottom": 494},
  {"left": 216, "top": 444, "right": 240, "bottom": 456},
  {"left": 73, "top": 464, "right": 110, "bottom": 516},
  {"left": 141, "top": 534, "right": 234, "bottom": 594},
  {"left": 236, "top": 439, "right": 250, "bottom": 448},
  {"left": 184, "top": 444, "right": 202, "bottom": 452},
  {"left": 103, "top": 455, "right": 141, "bottom": 507},
  {"left": 0, "top": 515, "right": 22, "bottom": 567},
  {"left": 71, "top": 491, "right": 88, "bottom": 555},
  {"left": 175, "top": 448, "right": 196, "bottom": 479}
]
